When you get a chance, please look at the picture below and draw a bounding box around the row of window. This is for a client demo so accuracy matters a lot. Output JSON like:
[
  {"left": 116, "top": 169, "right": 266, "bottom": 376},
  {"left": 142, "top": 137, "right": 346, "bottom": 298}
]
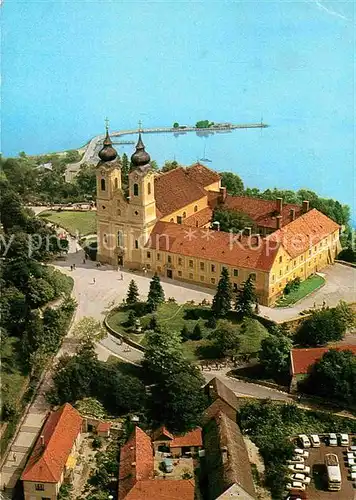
[
  {"left": 274, "top": 245, "right": 329, "bottom": 282},
  {"left": 100, "top": 179, "right": 152, "bottom": 197},
  {"left": 278, "top": 239, "right": 330, "bottom": 266}
]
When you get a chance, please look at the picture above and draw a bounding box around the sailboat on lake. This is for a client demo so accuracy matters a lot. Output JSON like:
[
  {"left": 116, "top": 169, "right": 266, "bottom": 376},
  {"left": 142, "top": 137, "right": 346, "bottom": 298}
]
[{"left": 200, "top": 142, "right": 212, "bottom": 162}]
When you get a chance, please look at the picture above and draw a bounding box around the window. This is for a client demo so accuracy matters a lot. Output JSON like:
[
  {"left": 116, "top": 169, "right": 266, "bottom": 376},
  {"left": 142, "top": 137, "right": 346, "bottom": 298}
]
[
  {"left": 319, "top": 242, "right": 322, "bottom": 248},
  {"left": 157, "top": 253, "right": 160, "bottom": 261},
  {"left": 250, "top": 273, "right": 256, "bottom": 281},
  {"left": 189, "top": 260, "right": 193, "bottom": 268},
  {"left": 233, "top": 269, "right": 238, "bottom": 277},
  {"left": 157, "top": 266, "right": 161, "bottom": 272},
  {"left": 134, "top": 210, "right": 139, "bottom": 216},
  {"left": 178, "top": 257, "right": 182, "bottom": 266},
  {"left": 211, "top": 278, "right": 216, "bottom": 284},
  {"left": 279, "top": 256, "right": 282, "bottom": 263},
  {"left": 200, "top": 262, "right": 205, "bottom": 271},
  {"left": 294, "top": 260, "right": 296, "bottom": 267},
  {"left": 178, "top": 270, "right": 182, "bottom": 276},
  {"left": 147, "top": 251, "right": 151, "bottom": 258},
  {"left": 117, "top": 209, "right": 121, "bottom": 216},
  {"left": 189, "top": 273, "right": 193, "bottom": 279},
  {"left": 114, "top": 178, "right": 118, "bottom": 189},
  {"left": 183, "top": 212, "right": 186, "bottom": 218},
  {"left": 118, "top": 231, "right": 123, "bottom": 246},
  {"left": 100, "top": 178, "right": 106, "bottom": 191},
  {"left": 103, "top": 233, "right": 108, "bottom": 243},
  {"left": 133, "top": 183, "right": 139, "bottom": 196},
  {"left": 194, "top": 205, "right": 198, "bottom": 212},
  {"left": 286, "top": 265, "right": 289, "bottom": 272},
  {"left": 35, "top": 484, "right": 45, "bottom": 491},
  {"left": 146, "top": 264, "right": 151, "bottom": 269},
  {"left": 102, "top": 205, "right": 106, "bottom": 210},
  {"left": 279, "top": 270, "right": 282, "bottom": 276},
  {"left": 233, "top": 283, "right": 238, "bottom": 292},
  {"left": 272, "top": 274, "right": 275, "bottom": 282},
  {"left": 200, "top": 276, "right": 204, "bottom": 281},
  {"left": 170, "top": 218, "right": 174, "bottom": 222},
  {"left": 314, "top": 246, "right": 317, "bottom": 251},
  {"left": 135, "top": 240, "right": 139, "bottom": 249},
  {"left": 177, "top": 216, "right": 182, "bottom": 224},
  {"left": 300, "top": 255, "right": 304, "bottom": 261},
  {"left": 272, "top": 287, "right": 274, "bottom": 293},
  {"left": 309, "top": 250, "right": 312, "bottom": 256},
  {"left": 148, "top": 182, "right": 151, "bottom": 195},
  {"left": 211, "top": 264, "right": 216, "bottom": 273},
  {"left": 167, "top": 255, "right": 172, "bottom": 264}
]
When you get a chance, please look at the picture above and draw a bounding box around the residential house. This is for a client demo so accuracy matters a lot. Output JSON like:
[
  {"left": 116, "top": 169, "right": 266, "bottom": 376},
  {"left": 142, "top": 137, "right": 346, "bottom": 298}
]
[
  {"left": 21, "top": 403, "right": 83, "bottom": 500},
  {"left": 203, "top": 377, "right": 240, "bottom": 424},
  {"left": 152, "top": 426, "right": 203, "bottom": 457}
]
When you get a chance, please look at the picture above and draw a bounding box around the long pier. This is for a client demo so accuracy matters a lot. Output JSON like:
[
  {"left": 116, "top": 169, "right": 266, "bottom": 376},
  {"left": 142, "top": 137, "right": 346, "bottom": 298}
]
[{"left": 65, "top": 122, "right": 269, "bottom": 181}]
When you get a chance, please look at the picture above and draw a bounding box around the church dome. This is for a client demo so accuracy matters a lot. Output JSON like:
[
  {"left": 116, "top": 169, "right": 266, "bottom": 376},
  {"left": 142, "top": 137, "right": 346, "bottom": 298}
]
[
  {"left": 131, "top": 132, "right": 151, "bottom": 167},
  {"left": 98, "top": 129, "right": 117, "bottom": 162}
]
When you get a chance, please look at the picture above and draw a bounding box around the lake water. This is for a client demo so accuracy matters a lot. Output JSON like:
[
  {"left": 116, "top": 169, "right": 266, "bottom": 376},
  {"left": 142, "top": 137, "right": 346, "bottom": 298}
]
[{"left": 2, "top": 1, "right": 354, "bottom": 222}]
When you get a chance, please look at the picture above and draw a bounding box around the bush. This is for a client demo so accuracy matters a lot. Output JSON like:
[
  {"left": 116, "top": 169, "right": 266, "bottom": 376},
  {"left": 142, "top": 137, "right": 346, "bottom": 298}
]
[
  {"left": 92, "top": 436, "right": 103, "bottom": 449},
  {"left": 191, "top": 323, "right": 203, "bottom": 340},
  {"left": 284, "top": 277, "right": 301, "bottom": 295}
]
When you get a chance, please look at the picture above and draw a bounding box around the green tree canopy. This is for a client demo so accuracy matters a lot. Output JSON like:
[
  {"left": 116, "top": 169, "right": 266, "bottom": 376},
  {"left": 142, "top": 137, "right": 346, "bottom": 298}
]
[
  {"left": 211, "top": 267, "right": 233, "bottom": 317},
  {"left": 126, "top": 279, "right": 140, "bottom": 304},
  {"left": 258, "top": 333, "right": 292, "bottom": 378},
  {"left": 147, "top": 273, "right": 165, "bottom": 311},
  {"left": 220, "top": 172, "right": 244, "bottom": 195},
  {"left": 212, "top": 207, "right": 254, "bottom": 233},
  {"left": 235, "top": 276, "right": 257, "bottom": 318},
  {"left": 210, "top": 319, "right": 240, "bottom": 358},
  {"left": 161, "top": 160, "right": 180, "bottom": 173}
]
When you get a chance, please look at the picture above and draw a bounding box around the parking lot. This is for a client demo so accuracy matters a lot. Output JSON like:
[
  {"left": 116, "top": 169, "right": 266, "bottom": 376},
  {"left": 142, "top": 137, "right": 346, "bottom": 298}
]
[{"left": 289, "top": 436, "right": 356, "bottom": 500}]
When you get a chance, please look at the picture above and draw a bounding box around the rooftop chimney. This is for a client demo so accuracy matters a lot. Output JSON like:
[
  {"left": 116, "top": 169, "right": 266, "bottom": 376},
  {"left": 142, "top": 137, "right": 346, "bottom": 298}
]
[
  {"left": 244, "top": 227, "right": 252, "bottom": 236},
  {"left": 40, "top": 435, "right": 45, "bottom": 448},
  {"left": 221, "top": 446, "right": 228, "bottom": 464},
  {"left": 219, "top": 186, "right": 227, "bottom": 203},
  {"left": 276, "top": 197, "right": 283, "bottom": 214},
  {"left": 276, "top": 215, "right": 282, "bottom": 230},
  {"left": 290, "top": 208, "right": 296, "bottom": 221},
  {"left": 302, "top": 200, "right": 310, "bottom": 213}
]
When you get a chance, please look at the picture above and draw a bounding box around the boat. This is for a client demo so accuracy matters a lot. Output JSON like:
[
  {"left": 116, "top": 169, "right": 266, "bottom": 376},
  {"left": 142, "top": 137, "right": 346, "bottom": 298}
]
[{"left": 200, "top": 143, "right": 212, "bottom": 162}]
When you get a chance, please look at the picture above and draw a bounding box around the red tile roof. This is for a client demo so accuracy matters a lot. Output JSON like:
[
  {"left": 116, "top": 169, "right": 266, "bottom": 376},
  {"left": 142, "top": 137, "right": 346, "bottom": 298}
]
[
  {"left": 118, "top": 427, "right": 154, "bottom": 500},
  {"left": 268, "top": 208, "right": 340, "bottom": 258},
  {"left": 152, "top": 426, "right": 174, "bottom": 441},
  {"left": 170, "top": 428, "right": 203, "bottom": 448},
  {"left": 185, "top": 163, "right": 221, "bottom": 188},
  {"left": 183, "top": 207, "right": 213, "bottom": 228},
  {"left": 223, "top": 195, "right": 302, "bottom": 229},
  {"left": 21, "top": 403, "right": 82, "bottom": 483},
  {"left": 154, "top": 168, "right": 207, "bottom": 217},
  {"left": 290, "top": 346, "right": 356, "bottom": 375},
  {"left": 97, "top": 421, "right": 111, "bottom": 432},
  {"left": 125, "top": 479, "right": 195, "bottom": 500},
  {"left": 147, "top": 221, "right": 279, "bottom": 271}
]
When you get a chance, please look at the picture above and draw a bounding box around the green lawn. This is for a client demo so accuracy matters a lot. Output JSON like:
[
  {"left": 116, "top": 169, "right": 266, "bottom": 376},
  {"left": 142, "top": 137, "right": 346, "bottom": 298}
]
[
  {"left": 107, "top": 302, "right": 269, "bottom": 362},
  {"left": 276, "top": 275, "right": 325, "bottom": 307},
  {"left": 39, "top": 210, "right": 96, "bottom": 236},
  {"left": 1, "top": 337, "right": 28, "bottom": 417}
]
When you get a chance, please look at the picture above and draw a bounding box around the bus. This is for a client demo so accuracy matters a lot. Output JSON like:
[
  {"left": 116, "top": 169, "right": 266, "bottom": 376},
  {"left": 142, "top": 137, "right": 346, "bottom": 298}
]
[{"left": 325, "top": 453, "right": 342, "bottom": 491}]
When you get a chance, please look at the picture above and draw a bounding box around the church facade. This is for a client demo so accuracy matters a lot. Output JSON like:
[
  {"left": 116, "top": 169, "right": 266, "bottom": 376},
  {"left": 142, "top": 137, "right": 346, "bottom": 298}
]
[{"left": 96, "top": 129, "right": 341, "bottom": 306}]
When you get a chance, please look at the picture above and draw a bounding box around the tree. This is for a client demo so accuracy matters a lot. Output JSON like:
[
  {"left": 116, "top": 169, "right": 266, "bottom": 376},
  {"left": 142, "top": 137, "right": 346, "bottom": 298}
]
[
  {"left": 143, "top": 327, "right": 184, "bottom": 378},
  {"left": 211, "top": 267, "right": 232, "bottom": 317},
  {"left": 338, "top": 246, "right": 356, "bottom": 264},
  {"left": 235, "top": 276, "right": 256, "bottom": 317},
  {"left": 147, "top": 273, "right": 165, "bottom": 311},
  {"left": 296, "top": 302, "right": 355, "bottom": 347},
  {"left": 126, "top": 279, "right": 139, "bottom": 304},
  {"left": 212, "top": 208, "right": 254, "bottom": 233},
  {"left": 173, "top": 122, "right": 179, "bottom": 128},
  {"left": 27, "top": 277, "right": 55, "bottom": 308},
  {"left": 211, "top": 320, "right": 240, "bottom": 358},
  {"left": 220, "top": 172, "right": 244, "bottom": 195},
  {"left": 72, "top": 317, "right": 106, "bottom": 344},
  {"left": 302, "top": 349, "right": 356, "bottom": 405},
  {"left": 161, "top": 160, "right": 180, "bottom": 173},
  {"left": 258, "top": 334, "right": 292, "bottom": 378},
  {"left": 75, "top": 164, "right": 96, "bottom": 199},
  {"left": 191, "top": 323, "right": 202, "bottom": 340},
  {"left": 127, "top": 310, "right": 136, "bottom": 327},
  {"left": 180, "top": 325, "right": 190, "bottom": 341}
]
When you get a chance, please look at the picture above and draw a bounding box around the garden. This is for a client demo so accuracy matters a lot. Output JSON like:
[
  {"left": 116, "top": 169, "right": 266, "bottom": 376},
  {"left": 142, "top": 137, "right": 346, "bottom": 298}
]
[
  {"left": 39, "top": 209, "right": 96, "bottom": 236},
  {"left": 276, "top": 275, "right": 325, "bottom": 307}
]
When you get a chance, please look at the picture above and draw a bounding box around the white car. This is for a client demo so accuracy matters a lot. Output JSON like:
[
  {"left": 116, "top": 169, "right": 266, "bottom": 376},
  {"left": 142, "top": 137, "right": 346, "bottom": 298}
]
[
  {"left": 294, "top": 448, "right": 309, "bottom": 459},
  {"left": 348, "top": 458, "right": 356, "bottom": 466},
  {"left": 298, "top": 434, "right": 311, "bottom": 448},
  {"left": 351, "top": 472, "right": 356, "bottom": 481},
  {"left": 329, "top": 433, "right": 338, "bottom": 446},
  {"left": 287, "top": 456, "right": 305, "bottom": 464},
  {"left": 286, "top": 481, "right": 306, "bottom": 492},
  {"left": 290, "top": 473, "right": 311, "bottom": 485},
  {"left": 340, "top": 433, "right": 349, "bottom": 446},
  {"left": 347, "top": 452, "right": 356, "bottom": 459},
  {"left": 288, "top": 463, "right": 311, "bottom": 474},
  {"left": 350, "top": 465, "right": 356, "bottom": 473},
  {"left": 310, "top": 434, "right": 321, "bottom": 447},
  {"left": 348, "top": 446, "right": 356, "bottom": 452}
]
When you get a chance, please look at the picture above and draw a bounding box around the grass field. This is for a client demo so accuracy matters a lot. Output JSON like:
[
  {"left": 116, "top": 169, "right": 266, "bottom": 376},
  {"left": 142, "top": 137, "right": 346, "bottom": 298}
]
[
  {"left": 40, "top": 210, "right": 96, "bottom": 236},
  {"left": 276, "top": 275, "right": 325, "bottom": 307},
  {"left": 1, "top": 337, "right": 28, "bottom": 417},
  {"left": 107, "top": 302, "right": 269, "bottom": 361}
]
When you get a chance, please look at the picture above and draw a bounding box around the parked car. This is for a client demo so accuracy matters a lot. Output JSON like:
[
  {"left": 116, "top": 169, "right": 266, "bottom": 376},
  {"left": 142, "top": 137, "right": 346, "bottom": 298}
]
[
  {"left": 340, "top": 434, "right": 350, "bottom": 446},
  {"left": 290, "top": 473, "right": 311, "bottom": 485},
  {"left": 347, "top": 452, "right": 356, "bottom": 459},
  {"left": 298, "top": 434, "right": 311, "bottom": 448},
  {"left": 348, "top": 446, "right": 356, "bottom": 452},
  {"left": 288, "top": 464, "right": 311, "bottom": 474},
  {"left": 329, "top": 433, "right": 338, "bottom": 446},
  {"left": 287, "top": 456, "right": 305, "bottom": 465},
  {"left": 294, "top": 448, "right": 309, "bottom": 459},
  {"left": 162, "top": 458, "right": 173, "bottom": 473},
  {"left": 348, "top": 458, "right": 356, "bottom": 466},
  {"left": 310, "top": 434, "right": 321, "bottom": 447},
  {"left": 350, "top": 465, "right": 356, "bottom": 473},
  {"left": 286, "top": 482, "right": 306, "bottom": 492}
]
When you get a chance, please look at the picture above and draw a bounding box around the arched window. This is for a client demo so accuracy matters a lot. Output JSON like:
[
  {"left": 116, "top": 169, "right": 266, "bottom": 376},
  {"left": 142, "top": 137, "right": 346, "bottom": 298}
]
[
  {"left": 133, "top": 183, "right": 139, "bottom": 196},
  {"left": 101, "top": 178, "right": 106, "bottom": 191},
  {"left": 148, "top": 182, "right": 151, "bottom": 195},
  {"left": 194, "top": 205, "right": 198, "bottom": 212},
  {"left": 114, "top": 178, "right": 118, "bottom": 189},
  {"left": 183, "top": 212, "right": 186, "bottom": 218},
  {"left": 170, "top": 218, "right": 174, "bottom": 222},
  {"left": 117, "top": 231, "right": 123, "bottom": 247},
  {"left": 103, "top": 233, "right": 108, "bottom": 243}
]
